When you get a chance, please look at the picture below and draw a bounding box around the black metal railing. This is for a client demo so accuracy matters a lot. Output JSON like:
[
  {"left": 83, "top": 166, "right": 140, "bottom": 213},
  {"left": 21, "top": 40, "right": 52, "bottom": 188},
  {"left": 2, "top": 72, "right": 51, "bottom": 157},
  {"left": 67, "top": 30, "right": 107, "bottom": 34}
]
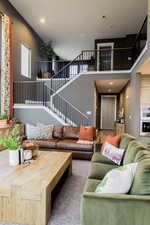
[
  {"left": 46, "top": 48, "right": 134, "bottom": 92},
  {"left": 37, "top": 17, "right": 148, "bottom": 94},
  {"left": 14, "top": 81, "right": 90, "bottom": 126},
  {"left": 132, "top": 16, "right": 147, "bottom": 62}
]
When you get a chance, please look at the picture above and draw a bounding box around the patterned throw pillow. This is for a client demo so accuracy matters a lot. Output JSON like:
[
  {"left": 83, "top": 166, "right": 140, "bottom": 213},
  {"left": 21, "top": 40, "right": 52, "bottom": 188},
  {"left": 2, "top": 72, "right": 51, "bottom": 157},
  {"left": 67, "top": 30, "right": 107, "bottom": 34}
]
[
  {"left": 95, "top": 163, "right": 138, "bottom": 194},
  {"left": 38, "top": 124, "right": 53, "bottom": 139},
  {"left": 102, "top": 142, "right": 125, "bottom": 165},
  {"left": 101, "top": 135, "right": 121, "bottom": 152},
  {"left": 26, "top": 124, "right": 53, "bottom": 140}
]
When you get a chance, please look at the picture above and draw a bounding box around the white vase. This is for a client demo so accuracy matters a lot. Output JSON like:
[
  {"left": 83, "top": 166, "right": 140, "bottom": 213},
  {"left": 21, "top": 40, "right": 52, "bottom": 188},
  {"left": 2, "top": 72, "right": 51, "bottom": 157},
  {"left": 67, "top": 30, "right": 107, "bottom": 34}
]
[{"left": 9, "top": 149, "right": 19, "bottom": 166}]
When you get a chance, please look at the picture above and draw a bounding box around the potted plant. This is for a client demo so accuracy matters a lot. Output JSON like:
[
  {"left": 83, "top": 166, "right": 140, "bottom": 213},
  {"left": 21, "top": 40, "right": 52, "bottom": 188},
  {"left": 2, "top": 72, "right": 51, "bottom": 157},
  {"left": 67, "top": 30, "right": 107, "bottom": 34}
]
[
  {"left": 0, "top": 124, "right": 21, "bottom": 166},
  {"left": 0, "top": 113, "right": 8, "bottom": 127},
  {"left": 39, "top": 41, "right": 56, "bottom": 61}
]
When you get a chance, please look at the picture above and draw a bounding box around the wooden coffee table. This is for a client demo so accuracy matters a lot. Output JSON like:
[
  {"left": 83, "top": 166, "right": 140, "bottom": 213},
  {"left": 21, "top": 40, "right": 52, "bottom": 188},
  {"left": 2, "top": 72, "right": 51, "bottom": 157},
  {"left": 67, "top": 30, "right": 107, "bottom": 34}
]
[{"left": 0, "top": 150, "right": 72, "bottom": 225}]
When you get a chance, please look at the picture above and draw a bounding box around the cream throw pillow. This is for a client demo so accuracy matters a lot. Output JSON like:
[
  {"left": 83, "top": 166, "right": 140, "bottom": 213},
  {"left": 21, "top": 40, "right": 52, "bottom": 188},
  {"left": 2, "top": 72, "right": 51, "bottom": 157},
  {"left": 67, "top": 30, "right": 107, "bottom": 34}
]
[
  {"left": 26, "top": 124, "right": 53, "bottom": 140},
  {"left": 77, "top": 140, "right": 94, "bottom": 144},
  {"left": 95, "top": 163, "right": 138, "bottom": 194}
]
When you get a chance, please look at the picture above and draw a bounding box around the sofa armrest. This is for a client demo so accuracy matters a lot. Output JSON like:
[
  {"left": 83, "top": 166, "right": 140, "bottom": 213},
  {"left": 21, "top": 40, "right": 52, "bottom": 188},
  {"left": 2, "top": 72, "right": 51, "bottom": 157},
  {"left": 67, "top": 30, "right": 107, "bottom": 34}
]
[
  {"left": 83, "top": 192, "right": 150, "bottom": 201},
  {"left": 21, "top": 135, "right": 27, "bottom": 142},
  {"left": 93, "top": 142, "right": 102, "bottom": 153},
  {"left": 81, "top": 192, "right": 150, "bottom": 225}
]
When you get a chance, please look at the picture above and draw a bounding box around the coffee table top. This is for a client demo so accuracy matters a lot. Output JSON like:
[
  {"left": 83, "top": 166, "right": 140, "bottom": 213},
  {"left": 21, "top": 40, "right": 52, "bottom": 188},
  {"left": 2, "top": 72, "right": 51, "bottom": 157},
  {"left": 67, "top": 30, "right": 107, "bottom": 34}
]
[{"left": 0, "top": 151, "right": 72, "bottom": 200}]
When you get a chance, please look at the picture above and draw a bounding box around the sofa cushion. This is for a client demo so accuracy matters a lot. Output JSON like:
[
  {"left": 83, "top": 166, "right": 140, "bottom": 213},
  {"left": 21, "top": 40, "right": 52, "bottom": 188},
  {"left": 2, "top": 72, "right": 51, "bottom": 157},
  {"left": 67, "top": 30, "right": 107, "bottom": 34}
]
[
  {"left": 123, "top": 140, "right": 148, "bottom": 165},
  {"left": 84, "top": 178, "right": 101, "bottom": 192},
  {"left": 56, "top": 139, "right": 93, "bottom": 151},
  {"left": 119, "top": 133, "right": 135, "bottom": 150},
  {"left": 63, "top": 126, "right": 79, "bottom": 139},
  {"left": 130, "top": 159, "right": 150, "bottom": 195},
  {"left": 92, "top": 153, "right": 116, "bottom": 165},
  {"left": 23, "top": 139, "right": 58, "bottom": 149},
  {"left": 88, "top": 162, "right": 117, "bottom": 180},
  {"left": 134, "top": 150, "right": 150, "bottom": 162},
  {"left": 53, "top": 126, "right": 63, "bottom": 139}
]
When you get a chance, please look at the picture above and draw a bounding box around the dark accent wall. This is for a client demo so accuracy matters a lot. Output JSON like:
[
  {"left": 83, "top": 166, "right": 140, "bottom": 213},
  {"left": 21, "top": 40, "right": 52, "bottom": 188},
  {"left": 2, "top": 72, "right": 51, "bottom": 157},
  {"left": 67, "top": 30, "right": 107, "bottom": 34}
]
[
  {"left": 0, "top": 0, "right": 44, "bottom": 81},
  {"left": 95, "top": 34, "right": 137, "bottom": 70}
]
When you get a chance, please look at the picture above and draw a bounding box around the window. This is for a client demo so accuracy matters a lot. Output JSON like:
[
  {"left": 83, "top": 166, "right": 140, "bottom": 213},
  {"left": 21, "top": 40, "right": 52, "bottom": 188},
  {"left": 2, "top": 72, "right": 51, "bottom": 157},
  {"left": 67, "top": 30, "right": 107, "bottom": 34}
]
[{"left": 21, "top": 44, "right": 31, "bottom": 78}]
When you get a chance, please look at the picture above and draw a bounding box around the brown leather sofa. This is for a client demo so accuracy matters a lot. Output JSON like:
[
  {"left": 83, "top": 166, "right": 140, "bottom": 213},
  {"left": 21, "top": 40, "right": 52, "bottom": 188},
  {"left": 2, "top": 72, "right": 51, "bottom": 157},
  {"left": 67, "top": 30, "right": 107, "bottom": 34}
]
[{"left": 23, "top": 125, "right": 98, "bottom": 160}]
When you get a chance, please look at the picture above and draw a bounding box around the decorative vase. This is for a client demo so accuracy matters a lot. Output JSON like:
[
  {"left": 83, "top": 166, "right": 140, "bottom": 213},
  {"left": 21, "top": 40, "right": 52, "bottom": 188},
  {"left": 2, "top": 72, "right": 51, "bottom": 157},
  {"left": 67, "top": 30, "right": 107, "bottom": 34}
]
[{"left": 9, "top": 149, "right": 19, "bottom": 166}]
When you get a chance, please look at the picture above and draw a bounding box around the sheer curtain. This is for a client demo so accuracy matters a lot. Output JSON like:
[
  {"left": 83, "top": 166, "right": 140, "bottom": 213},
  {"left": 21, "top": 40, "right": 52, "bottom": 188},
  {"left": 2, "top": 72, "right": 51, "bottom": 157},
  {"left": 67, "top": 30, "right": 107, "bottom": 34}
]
[{"left": 0, "top": 13, "right": 13, "bottom": 119}]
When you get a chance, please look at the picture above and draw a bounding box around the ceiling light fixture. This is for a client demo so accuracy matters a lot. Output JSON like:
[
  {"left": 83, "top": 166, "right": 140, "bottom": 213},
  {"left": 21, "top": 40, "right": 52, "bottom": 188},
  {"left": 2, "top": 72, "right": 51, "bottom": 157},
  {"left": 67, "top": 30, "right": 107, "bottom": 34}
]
[
  {"left": 40, "top": 18, "right": 45, "bottom": 24},
  {"left": 108, "top": 89, "right": 112, "bottom": 93},
  {"left": 109, "top": 82, "right": 113, "bottom": 85}
]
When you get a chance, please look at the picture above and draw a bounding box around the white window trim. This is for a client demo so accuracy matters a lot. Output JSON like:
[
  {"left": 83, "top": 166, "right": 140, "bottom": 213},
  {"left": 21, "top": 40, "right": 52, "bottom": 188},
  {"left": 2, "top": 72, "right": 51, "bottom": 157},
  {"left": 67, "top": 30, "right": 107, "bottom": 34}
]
[
  {"left": 21, "top": 43, "right": 32, "bottom": 78},
  {"left": 97, "top": 42, "right": 114, "bottom": 71}
]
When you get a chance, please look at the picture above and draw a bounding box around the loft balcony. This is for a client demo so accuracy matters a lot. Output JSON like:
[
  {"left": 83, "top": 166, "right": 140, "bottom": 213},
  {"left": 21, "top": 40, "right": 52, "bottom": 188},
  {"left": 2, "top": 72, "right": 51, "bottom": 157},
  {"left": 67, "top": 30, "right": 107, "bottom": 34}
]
[{"left": 36, "top": 16, "right": 147, "bottom": 80}]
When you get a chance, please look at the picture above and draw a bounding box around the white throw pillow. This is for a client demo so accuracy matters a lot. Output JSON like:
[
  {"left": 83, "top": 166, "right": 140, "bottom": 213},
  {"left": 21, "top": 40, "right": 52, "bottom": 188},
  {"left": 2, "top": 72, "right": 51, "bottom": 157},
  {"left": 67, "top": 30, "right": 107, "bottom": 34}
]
[
  {"left": 77, "top": 140, "right": 94, "bottom": 144},
  {"left": 26, "top": 124, "right": 41, "bottom": 139},
  {"left": 26, "top": 124, "right": 53, "bottom": 140},
  {"left": 102, "top": 142, "right": 125, "bottom": 165},
  {"left": 95, "top": 163, "right": 138, "bottom": 194},
  {"left": 37, "top": 123, "right": 53, "bottom": 139}
]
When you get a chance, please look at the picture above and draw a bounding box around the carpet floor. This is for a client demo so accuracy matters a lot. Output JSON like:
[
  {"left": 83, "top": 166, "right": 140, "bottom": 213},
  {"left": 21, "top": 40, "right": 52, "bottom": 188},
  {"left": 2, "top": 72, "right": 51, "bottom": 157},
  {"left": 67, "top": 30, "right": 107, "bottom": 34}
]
[{"left": 0, "top": 160, "right": 90, "bottom": 225}]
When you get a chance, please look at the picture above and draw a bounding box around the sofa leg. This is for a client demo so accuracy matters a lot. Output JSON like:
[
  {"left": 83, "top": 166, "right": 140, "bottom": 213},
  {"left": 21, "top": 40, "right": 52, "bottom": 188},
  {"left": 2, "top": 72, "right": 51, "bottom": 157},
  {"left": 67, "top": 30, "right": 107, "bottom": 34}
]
[{"left": 68, "top": 163, "right": 72, "bottom": 176}]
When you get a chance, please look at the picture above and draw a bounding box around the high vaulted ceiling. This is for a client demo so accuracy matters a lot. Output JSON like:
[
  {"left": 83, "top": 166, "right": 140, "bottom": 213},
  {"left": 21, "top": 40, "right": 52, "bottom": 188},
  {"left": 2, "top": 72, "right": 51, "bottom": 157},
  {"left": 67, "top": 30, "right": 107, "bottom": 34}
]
[{"left": 9, "top": 0, "right": 147, "bottom": 60}]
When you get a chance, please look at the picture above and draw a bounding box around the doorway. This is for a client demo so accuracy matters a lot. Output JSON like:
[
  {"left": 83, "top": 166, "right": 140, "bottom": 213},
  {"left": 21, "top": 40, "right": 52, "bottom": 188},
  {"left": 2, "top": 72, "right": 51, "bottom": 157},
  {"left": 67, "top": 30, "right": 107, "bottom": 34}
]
[
  {"left": 97, "top": 43, "right": 114, "bottom": 71},
  {"left": 101, "top": 95, "right": 117, "bottom": 130}
]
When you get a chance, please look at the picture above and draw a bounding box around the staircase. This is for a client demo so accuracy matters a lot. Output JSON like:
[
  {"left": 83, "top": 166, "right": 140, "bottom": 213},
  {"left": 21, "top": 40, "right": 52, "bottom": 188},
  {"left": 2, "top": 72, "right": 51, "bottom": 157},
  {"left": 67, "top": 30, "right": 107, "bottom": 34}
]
[
  {"left": 14, "top": 18, "right": 148, "bottom": 126},
  {"left": 50, "top": 50, "right": 95, "bottom": 93},
  {"left": 14, "top": 81, "right": 90, "bottom": 126}
]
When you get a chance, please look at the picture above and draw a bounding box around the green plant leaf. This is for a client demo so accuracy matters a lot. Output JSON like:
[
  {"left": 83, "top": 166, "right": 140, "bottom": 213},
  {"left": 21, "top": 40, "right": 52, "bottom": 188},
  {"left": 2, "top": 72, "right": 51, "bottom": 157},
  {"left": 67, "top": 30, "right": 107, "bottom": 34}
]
[{"left": 0, "top": 124, "right": 21, "bottom": 150}]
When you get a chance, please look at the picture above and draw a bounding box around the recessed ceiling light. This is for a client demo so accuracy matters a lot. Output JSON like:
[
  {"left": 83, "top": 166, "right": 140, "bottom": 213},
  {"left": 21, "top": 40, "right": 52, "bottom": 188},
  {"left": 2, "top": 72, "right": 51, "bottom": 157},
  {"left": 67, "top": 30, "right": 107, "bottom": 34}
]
[
  {"left": 40, "top": 18, "right": 45, "bottom": 24},
  {"left": 109, "top": 82, "right": 113, "bottom": 85}
]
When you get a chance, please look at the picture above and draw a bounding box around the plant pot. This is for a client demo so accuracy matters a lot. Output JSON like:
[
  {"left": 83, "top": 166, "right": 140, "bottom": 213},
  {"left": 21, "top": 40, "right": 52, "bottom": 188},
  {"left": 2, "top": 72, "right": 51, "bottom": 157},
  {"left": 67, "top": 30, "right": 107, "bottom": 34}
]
[{"left": 9, "top": 149, "right": 19, "bottom": 166}]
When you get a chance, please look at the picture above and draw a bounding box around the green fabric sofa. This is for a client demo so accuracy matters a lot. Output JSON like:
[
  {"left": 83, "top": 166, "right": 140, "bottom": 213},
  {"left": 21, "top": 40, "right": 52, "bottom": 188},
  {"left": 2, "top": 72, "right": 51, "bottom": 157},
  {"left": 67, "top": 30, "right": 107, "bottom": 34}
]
[{"left": 81, "top": 134, "right": 150, "bottom": 225}]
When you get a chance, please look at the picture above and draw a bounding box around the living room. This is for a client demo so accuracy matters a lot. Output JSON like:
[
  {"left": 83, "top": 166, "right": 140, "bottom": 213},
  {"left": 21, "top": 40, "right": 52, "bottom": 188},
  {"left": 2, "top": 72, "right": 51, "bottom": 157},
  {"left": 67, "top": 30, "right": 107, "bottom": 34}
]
[{"left": 0, "top": 0, "right": 150, "bottom": 225}]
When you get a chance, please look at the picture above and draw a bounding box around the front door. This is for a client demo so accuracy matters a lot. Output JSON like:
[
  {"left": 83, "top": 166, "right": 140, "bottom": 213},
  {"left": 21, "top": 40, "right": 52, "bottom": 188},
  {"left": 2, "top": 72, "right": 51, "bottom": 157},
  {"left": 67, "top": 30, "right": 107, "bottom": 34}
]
[{"left": 101, "top": 95, "right": 116, "bottom": 130}]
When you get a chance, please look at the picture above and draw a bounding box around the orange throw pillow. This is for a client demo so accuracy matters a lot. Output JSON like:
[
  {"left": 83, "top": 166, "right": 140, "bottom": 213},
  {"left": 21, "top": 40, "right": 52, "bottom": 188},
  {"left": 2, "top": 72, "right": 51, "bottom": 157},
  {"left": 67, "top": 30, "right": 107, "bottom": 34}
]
[
  {"left": 101, "top": 135, "right": 121, "bottom": 152},
  {"left": 79, "top": 126, "right": 95, "bottom": 141}
]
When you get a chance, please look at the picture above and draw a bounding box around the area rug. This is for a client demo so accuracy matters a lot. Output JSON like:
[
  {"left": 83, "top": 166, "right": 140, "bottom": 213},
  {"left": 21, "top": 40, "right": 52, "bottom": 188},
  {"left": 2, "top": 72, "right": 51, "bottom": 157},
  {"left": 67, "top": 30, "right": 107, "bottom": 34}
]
[
  {"left": 0, "top": 160, "right": 90, "bottom": 225},
  {"left": 49, "top": 159, "right": 90, "bottom": 225}
]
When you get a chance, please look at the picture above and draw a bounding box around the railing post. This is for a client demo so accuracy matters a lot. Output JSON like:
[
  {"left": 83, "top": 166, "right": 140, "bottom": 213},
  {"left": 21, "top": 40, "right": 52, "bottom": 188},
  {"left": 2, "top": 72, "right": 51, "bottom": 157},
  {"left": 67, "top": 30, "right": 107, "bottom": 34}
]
[{"left": 43, "top": 81, "right": 45, "bottom": 106}]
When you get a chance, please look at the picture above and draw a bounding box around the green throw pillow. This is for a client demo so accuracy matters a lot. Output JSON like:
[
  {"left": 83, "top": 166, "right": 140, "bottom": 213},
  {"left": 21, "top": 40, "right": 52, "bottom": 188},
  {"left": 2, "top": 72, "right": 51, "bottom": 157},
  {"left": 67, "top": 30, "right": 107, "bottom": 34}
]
[{"left": 130, "top": 159, "right": 150, "bottom": 195}]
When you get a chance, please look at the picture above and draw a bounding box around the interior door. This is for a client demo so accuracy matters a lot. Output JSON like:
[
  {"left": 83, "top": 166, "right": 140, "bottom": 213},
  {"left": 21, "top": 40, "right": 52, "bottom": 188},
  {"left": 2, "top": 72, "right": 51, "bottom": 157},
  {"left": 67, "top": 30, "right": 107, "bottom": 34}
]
[
  {"left": 97, "top": 43, "right": 114, "bottom": 71},
  {"left": 101, "top": 95, "right": 116, "bottom": 130}
]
